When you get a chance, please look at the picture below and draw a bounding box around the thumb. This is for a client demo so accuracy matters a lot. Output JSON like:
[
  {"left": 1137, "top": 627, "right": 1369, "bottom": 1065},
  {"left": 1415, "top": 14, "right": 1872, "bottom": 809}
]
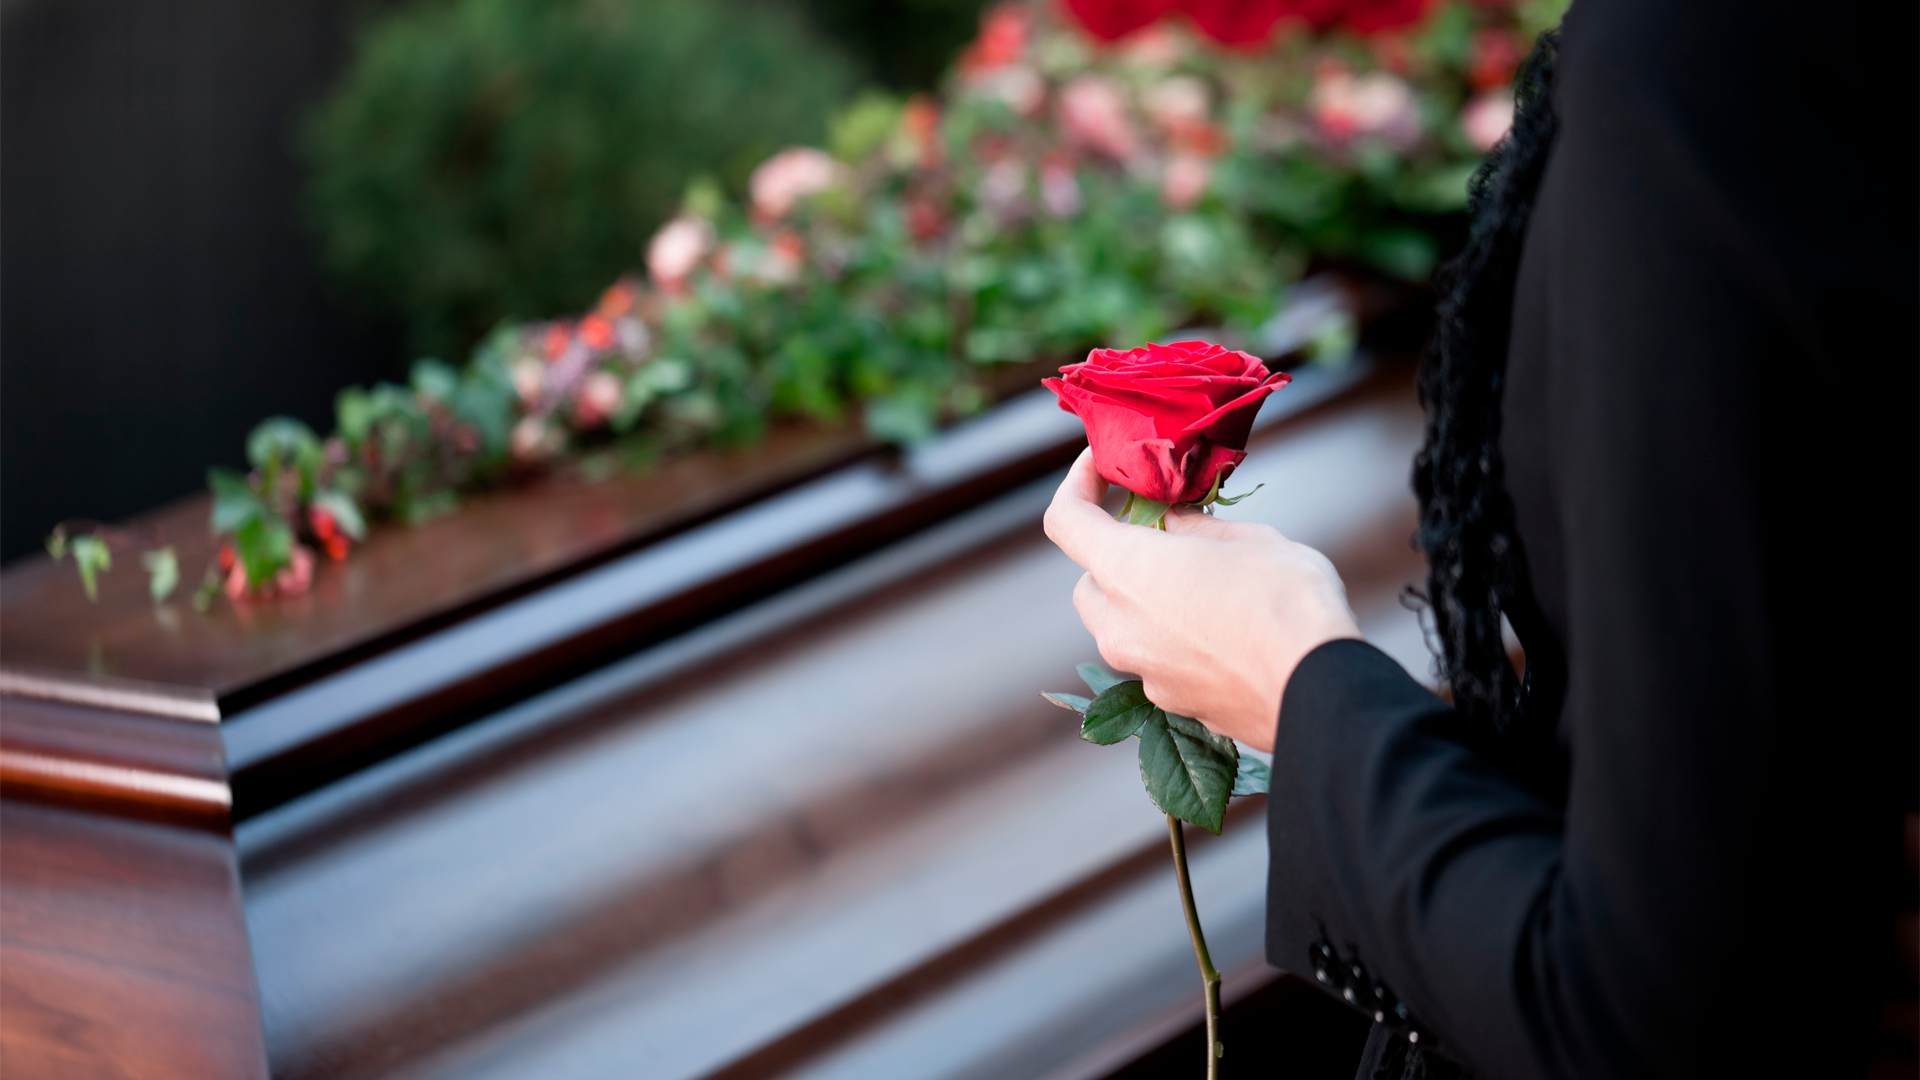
[{"left": 1162, "top": 505, "right": 1241, "bottom": 539}]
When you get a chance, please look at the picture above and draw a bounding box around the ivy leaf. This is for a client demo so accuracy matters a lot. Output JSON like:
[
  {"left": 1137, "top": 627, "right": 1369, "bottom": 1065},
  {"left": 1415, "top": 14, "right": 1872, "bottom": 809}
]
[
  {"left": 1082, "top": 680, "right": 1157, "bottom": 745},
  {"left": 69, "top": 533, "right": 112, "bottom": 602},
  {"left": 1042, "top": 692, "right": 1091, "bottom": 714},
  {"left": 311, "top": 489, "right": 367, "bottom": 541},
  {"left": 141, "top": 547, "right": 180, "bottom": 604},
  {"left": 208, "top": 469, "right": 268, "bottom": 533},
  {"left": 1231, "top": 754, "right": 1271, "bottom": 797},
  {"left": 233, "top": 515, "right": 293, "bottom": 587},
  {"left": 1136, "top": 708, "right": 1238, "bottom": 833},
  {"left": 1076, "top": 662, "right": 1125, "bottom": 696}
]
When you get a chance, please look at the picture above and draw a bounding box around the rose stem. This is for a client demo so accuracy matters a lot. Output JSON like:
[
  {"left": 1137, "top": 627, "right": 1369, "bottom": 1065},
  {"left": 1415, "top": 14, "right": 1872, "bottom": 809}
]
[{"left": 1167, "top": 813, "right": 1223, "bottom": 1078}]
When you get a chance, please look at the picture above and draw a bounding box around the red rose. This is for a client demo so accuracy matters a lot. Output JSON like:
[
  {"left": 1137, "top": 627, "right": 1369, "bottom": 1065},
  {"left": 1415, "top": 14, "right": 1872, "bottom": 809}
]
[{"left": 1044, "top": 340, "right": 1289, "bottom": 505}]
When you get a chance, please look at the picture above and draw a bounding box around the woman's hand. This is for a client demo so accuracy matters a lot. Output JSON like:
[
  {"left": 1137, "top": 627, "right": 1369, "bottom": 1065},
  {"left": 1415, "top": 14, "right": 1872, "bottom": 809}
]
[{"left": 1043, "top": 448, "right": 1362, "bottom": 752}]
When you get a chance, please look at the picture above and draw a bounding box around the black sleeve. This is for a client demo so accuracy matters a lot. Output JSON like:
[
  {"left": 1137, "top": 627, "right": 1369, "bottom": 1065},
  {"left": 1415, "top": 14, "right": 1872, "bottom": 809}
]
[{"left": 1263, "top": 0, "right": 1916, "bottom": 1077}]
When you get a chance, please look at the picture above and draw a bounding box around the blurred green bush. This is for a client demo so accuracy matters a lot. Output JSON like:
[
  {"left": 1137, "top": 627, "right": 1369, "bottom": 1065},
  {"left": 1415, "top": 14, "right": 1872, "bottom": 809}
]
[{"left": 304, "top": 0, "right": 857, "bottom": 359}]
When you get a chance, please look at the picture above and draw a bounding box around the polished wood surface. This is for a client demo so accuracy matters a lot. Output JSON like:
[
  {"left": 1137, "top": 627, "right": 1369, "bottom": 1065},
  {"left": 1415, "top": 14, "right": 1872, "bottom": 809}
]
[
  {"left": 0, "top": 696, "right": 230, "bottom": 821},
  {"left": 0, "top": 799, "right": 267, "bottom": 1080}
]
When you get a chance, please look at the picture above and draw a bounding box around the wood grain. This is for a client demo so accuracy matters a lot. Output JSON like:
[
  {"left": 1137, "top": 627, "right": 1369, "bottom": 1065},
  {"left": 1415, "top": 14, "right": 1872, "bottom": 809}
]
[{"left": 0, "top": 799, "right": 267, "bottom": 1080}]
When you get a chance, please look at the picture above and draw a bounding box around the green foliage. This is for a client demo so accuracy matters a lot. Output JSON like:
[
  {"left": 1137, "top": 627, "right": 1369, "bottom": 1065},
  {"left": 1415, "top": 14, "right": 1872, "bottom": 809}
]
[
  {"left": 234, "top": 517, "right": 294, "bottom": 589},
  {"left": 1231, "top": 755, "right": 1270, "bottom": 797},
  {"left": 1136, "top": 707, "right": 1238, "bottom": 833},
  {"left": 1076, "top": 662, "right": 1125, "bottom": 695},
  {"left": 1051, "top": 672, "right": 1252, "bottom": 833},
  {"left": 305, "top": 0, "right": 857, "bottom": 357},
  {"left": 1082, "top": 681, "right": 1158, "bottom": 744},
  {"left": 68, "top": 534, "right": 112, "bottom": 602},
  {"left": 142, "top": 547, "right": 181, "bottom": 604}
]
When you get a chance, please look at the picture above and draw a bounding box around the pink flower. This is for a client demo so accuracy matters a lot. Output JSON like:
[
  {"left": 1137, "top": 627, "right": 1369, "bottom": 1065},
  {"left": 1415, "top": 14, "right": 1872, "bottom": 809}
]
[
  {"left": 980, "top": 158, "right": 1029, "bottom": 218},
  {"left": 1060, "top": 75, "right": 1142, "bottom": 162},
  {"left": 749, "top": 147, "right": 844, "bottom": 221},
  {"left": 273, "top": 545, "right": 315, "bottom": 597},
  {"left": 1041, "top": 158, "right": 1083, "bottom": 218},
  {"left": 511, "top": 357, "right": 546, "bottom": 407},
  {"left": 510, "top": 416, "right": 562, "bottom": 462},
  {"left": 574, "top": 371, "right": 624, "bottom": 429},
  {"left": 1460, "top": 89, "right": 1514, "bottom": 151},
  {"left": 647, "top": 215, "right": 715, "bottom": 294},
  {"left": 1312, "top": 64, "right": 1421, "bottom": 148},
  {"left": 1161, "top": 153, "right": 1213, "bottom": 210},
  {"left": 1142, "top": 76, "right": 1211, "bottom": 138},
  {"left": 224, "top": 560, "right": 249, "bottom": 600}
]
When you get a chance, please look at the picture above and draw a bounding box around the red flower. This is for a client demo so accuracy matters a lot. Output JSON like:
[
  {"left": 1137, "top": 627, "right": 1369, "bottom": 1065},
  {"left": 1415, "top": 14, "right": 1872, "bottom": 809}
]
[
  {"left": 1331, "top": 0, "right": 1431, "bottom": 34},
  {"left": 309, "top": 506, "right": 350, "bottom": 561},
  {"left": 962, "top": 3, "right": 1031, "bottom": 71},
  {"left": 1180, "top": 0, "right": 1289, "bottom": 46},
  {"left": 1064, "top": 0, "right": 1430, "bottom": 43},
  {"left": 1469, "top": 28, "right": 1521, "bottom": 89},
  {"left": 1063, "top": 0, "right": 1177, "bottom": 42},
  {"left": 1043, "top": 341, "right": 1290, "bottom": 504},
  {"left": 579, "top": 315, "right": 615, "bottom": 352}
]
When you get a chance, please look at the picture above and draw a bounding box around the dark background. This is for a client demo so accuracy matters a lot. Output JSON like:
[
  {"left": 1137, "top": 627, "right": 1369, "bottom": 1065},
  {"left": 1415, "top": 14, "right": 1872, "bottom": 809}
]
[{"left": 0, "top": 0, "right": 983, "bottom": 565}]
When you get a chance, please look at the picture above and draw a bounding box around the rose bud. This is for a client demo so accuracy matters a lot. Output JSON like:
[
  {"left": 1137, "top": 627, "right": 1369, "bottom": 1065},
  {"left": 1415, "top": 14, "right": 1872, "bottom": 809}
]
[{"left": 1043, "top": 340, "right": 1290, "bottom": 506}]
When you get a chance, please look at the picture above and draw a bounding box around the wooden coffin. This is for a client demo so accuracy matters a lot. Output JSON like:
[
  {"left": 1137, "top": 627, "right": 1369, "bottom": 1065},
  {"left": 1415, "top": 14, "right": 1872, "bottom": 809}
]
[{"left": 0, "top": 354, "right": 1431, "bottom": 1080}]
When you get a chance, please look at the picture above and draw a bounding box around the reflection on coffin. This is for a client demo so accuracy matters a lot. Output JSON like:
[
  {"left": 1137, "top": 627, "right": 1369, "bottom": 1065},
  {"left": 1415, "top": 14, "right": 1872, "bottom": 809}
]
[{"left": 1, "top": 354, "right": 1431, "bottom": 1080}]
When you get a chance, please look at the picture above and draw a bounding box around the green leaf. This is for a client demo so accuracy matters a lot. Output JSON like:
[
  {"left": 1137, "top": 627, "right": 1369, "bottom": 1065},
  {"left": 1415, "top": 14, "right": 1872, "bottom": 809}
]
[
  {"left": 1136, "top": 708, "right": 1238, "bottom": 833},
  {"left": 233, "top": 515, "right": 293, "bottom": 587},
  {"left": 246, "top": 417, "right": 322, "bottom": 471},
  {"left": 1082, "top": 680, "right": 1157, "bottom": 745},
  {"left": 1042, "top": 692, "right": 1091, "bottom": 714},
  {"left": 208, "top": 468, "right": 267, "bottom": 533},
  {"left": 310, "top": 490, "right": 367, "bottom": 541},
  {"left": 69, "top": 534, "right": 112, "bottom": 602},
  {"left": 1213, "top": 483, "right": 1264, "bottom": 507},
  {"left": 410, "top": 358, "right": 460, "bottom": 402},
  {"left": 142, "top": 547, "right": 180, "bottom": 604},
  {"left": 1076, "top": 662, "right": 1125, "bottom": 696},
  {"left": 45, "top": 525, "right": 67, "bottom": 560},
  {"left": 1232, "top": 754, "right": 1270, "bottom": 797},
  {"left": 1125, "top": 494, "right": 1171, "bottom": 528}
]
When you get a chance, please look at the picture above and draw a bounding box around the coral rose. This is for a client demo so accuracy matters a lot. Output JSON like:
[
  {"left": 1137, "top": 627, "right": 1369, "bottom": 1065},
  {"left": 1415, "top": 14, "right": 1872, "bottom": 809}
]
[{"left": 1043, "top": 340, "right": 1289, "bottom": 505}]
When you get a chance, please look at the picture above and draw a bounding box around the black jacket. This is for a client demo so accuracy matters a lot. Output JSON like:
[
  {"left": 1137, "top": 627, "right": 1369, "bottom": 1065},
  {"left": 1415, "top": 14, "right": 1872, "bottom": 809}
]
[{"left": 1265, "top": 1, "right": 1918, "bottom": 1076}]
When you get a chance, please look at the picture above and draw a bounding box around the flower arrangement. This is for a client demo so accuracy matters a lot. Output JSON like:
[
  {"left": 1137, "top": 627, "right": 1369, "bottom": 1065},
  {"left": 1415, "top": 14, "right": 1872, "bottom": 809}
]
[{"left": 46, "top": 0, "right": 1562, "bottom": 607}]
